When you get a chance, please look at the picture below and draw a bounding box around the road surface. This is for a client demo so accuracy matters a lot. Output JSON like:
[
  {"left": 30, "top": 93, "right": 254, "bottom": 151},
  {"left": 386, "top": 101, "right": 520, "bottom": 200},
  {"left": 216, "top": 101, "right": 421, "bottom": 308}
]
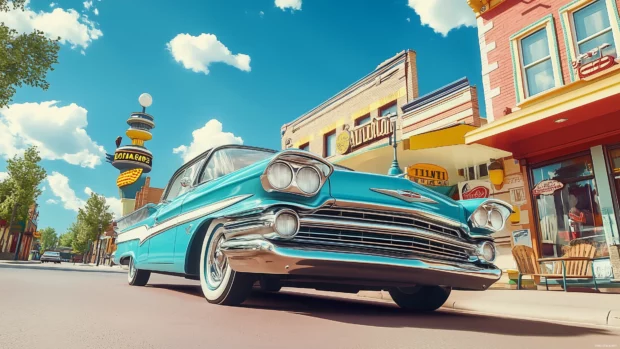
[{"left": 1, "top": 262, "right": 618, "bottom": 349}]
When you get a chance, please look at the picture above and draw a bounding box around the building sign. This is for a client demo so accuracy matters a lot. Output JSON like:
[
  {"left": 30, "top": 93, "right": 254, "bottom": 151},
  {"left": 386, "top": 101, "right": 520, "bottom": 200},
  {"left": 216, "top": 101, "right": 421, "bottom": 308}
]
[
  {"left": 502, "top": 174, "right": 524, "bottom": 191},
  {"left": 573, "top": 54, "right": 617, "bottom": 79},
  {"left": 407, "top": 164, "right": 449, "bottom": 186},
  {"left": 33, "top": 231, "right": 41, "bottom": 238},
  {"left": 338, "top": 116, "right": 394, "bottom": 155},
  {"left": 593, "top": 258, "right": 614, "bottom": 279},
  {"left": 117, "top": 168, "right": 144, "bottom": 188},
  {"left": 113, "top": 151, "right": 152, "bottom": 166},
  {"left": 533, "top": 180, "right": 563, "bottom": 196},
  {"left": 510, "top": 187, "right": 527, "bottom": 206},
  {"left": 336, "top": 131, "right": 351, "bottom": 155},
  {"left": 512, "top": 229, "right": 532, "bottom": 248},
  {"left": 459, "top": 180, "right": 492, "bottom": 200}
]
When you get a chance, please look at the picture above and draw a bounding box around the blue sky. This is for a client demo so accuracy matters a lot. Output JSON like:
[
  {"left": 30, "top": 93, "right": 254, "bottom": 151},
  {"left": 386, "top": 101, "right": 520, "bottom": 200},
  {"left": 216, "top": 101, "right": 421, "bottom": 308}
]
[{"left": 0, "top": 0, "right": 481, "bottom": 235}]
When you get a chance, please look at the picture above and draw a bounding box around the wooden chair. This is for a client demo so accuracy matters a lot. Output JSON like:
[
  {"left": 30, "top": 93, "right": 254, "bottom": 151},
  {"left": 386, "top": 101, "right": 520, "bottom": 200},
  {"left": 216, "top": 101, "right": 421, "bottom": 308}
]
[{"left": 512, "top": 244, "right": 598, "bottom": 291}]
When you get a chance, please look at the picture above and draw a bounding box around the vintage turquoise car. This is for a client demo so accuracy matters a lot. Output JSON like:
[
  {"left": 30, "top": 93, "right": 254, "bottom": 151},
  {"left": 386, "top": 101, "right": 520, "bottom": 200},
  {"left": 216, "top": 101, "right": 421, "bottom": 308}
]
[{"left": 113, "top": 145, "right": 512, "bottom": 311}]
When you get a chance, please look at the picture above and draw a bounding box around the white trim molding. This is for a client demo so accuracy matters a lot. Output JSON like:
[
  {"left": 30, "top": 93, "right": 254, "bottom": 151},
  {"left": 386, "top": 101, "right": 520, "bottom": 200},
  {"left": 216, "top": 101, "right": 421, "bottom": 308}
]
[{"left": 477, "top": 17, "right": 499, "bottom": 123}]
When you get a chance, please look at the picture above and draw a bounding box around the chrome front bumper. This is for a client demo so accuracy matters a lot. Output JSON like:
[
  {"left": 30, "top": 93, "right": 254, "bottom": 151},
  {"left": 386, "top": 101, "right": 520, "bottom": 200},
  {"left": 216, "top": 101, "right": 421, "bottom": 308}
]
[{"left": 218, "top": 206, "right": 502, "bottom": 291}]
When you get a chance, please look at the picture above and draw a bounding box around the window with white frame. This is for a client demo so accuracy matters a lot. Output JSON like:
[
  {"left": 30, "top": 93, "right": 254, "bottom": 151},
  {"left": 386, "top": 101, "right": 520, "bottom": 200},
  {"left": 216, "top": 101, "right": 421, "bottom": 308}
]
[
  {"left": 520, "top": 28, "right": 557, "bottom": 97},
  {"left": 571, "top": 0, "right": 617, "bottom": 63},
  {"left": 459, "top": 163, "right": 490, "bottom": 181}
]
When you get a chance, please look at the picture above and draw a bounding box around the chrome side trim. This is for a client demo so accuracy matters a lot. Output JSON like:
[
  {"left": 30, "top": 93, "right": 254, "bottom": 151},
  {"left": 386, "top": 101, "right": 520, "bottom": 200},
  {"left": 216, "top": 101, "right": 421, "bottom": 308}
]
[
  {"left": 332, "top": 199, "right": 466, "bottom": 229},
  {"left": 115, "top": 195, "right": 253, "bottom": 245}
]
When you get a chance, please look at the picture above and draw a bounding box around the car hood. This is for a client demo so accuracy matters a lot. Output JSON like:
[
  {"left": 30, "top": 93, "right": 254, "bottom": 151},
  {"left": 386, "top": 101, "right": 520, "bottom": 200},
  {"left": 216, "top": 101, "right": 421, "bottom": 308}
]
[{"left": 327, "top": 170, "right": 464, "bottom": 222}]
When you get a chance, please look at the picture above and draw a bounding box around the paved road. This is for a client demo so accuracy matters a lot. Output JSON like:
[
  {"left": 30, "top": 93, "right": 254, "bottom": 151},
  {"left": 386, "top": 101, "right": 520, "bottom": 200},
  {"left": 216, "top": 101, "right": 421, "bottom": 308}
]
[{"left": 1, "top": 263, "right": 619, "bottom": 349}]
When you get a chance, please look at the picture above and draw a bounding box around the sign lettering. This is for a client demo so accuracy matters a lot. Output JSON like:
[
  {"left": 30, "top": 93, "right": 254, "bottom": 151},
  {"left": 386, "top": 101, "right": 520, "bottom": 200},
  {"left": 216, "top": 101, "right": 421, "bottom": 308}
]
[
  {"left": 113, "top": 151, "right": 152, "bottom": 166},
  {"left": 349, "top": 117, "right": 393, "bottom": 150},
  {"left": 407, "top": 164, "right": 449, "bottom": 186},
  {"left": 533, "top": 180, "right": 563, "bottom": 196}
]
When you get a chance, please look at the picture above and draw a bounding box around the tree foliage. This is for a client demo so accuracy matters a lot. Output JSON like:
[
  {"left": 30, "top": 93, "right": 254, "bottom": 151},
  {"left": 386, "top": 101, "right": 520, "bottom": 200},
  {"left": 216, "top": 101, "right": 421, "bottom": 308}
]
[
  {"left": 58, "top": 230, "right": 75, "bottom": 248},
  {"left": 0, "top": 146, "right": 46, "bottom": 222},
  {"left": 0, "top": 0, "right": 60, "bottom": 108},
  {"left": 68, "top": 193, "right": 113, "bottom": 256},
  {"left": 39, "top": 227, "right": 58, "bottom": 252}
]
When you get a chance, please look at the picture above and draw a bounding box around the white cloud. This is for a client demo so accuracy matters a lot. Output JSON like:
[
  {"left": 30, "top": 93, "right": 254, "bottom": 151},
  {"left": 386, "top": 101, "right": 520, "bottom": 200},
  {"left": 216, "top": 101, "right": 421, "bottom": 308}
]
[
  {"left": 46, "top": 198, "right": 58, "bottom": 204},
  {"left": 0, "top": 172, "right": 8, "bottom": 181},
  {"left": 259, "top": 10, "right": 264, "bottom": 17},
  {"left": 41, "top": 186, "right": 46, "bottom": 191},
  {"left": 83, "top": 1, "right": 93, "bottom": 10},
  {"left": 407, "top": 0, "right": 476, "bottom": 36},
  {"left": 0, "top": 101, "right": 107, "bottom": 168},
  {"left": 406, "top": 17, "right": 411, "bottom": 22},
  {"left": 173, "top": 119, "right": 243, "bottom": 163},
  {"left": 47, "top": 172, "right": 122, "bottom": 218},
  {"left": 93, "top": 8, "right": 99, "bottom": 15},
  {"left": 275, "top": 0, "right": 302, "bottom": 11},
  {"left": 50, "top": 2, "right": 56, "bottom": 7},
  {"left": 167, "top": 33, "right": 251, "bottom": 75},
  {"left": 0, "top": 0, "right": 103, "bottom": 50}
]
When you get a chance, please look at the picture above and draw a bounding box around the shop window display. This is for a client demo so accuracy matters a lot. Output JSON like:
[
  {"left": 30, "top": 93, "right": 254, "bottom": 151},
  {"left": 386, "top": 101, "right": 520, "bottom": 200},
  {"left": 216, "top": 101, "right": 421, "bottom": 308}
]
[{"left": 532, "top": 155, "right": 608, "bottom": 258}]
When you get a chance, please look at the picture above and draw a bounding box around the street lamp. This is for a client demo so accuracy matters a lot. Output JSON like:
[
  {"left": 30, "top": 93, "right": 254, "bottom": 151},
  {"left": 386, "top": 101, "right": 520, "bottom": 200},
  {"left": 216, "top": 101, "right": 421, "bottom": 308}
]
[
  {"left": 138, "top": 93, "right": 153, "bottom": 113},
  {"left": 387, "top": 112, "right": 403, "bottom": 176}
]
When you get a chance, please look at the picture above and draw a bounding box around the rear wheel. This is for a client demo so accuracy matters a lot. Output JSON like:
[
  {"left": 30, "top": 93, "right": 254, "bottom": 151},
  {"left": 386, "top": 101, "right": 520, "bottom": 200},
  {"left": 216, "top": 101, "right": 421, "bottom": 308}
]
[
  {"left": 199, "top": 226, "right": 255, "bottom": 305},
  {"left": 127, "top": 257, "right": 150, "bottom": 286},
  {"left": 389, "top": 286, "right": 451, "bottom": 312}
]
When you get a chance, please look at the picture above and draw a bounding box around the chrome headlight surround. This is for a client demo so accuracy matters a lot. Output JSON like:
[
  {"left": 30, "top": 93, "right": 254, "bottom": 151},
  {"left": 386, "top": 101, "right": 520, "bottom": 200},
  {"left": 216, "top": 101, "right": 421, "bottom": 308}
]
[
  {"left": 476, "top": 240, "right": 497, "bottom": 263},
  {"left": 260, "top": 150, "right": 333, "bottom": 197},
  {"left": 468, "top": 199, "right": 513, "bottom": 232},
  {"left": 273, "top": 209, "right": 300, "bottom": 239}
]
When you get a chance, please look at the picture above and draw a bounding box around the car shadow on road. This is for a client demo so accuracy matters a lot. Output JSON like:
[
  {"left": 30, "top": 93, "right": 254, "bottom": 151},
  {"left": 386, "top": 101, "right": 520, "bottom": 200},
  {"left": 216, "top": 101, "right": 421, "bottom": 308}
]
[
  {"left": 146, "top": 283, "right": 615, "bottom": 338},
  {"left": 0, "top": 263, "right": 125, "bottom": 274}
]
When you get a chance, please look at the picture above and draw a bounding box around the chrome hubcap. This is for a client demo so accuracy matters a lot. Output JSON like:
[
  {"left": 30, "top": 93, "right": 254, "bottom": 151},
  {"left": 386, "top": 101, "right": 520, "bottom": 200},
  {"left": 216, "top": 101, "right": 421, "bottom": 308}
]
[{"left": 209, "top": 236, "right": 227, "bottom": 287}]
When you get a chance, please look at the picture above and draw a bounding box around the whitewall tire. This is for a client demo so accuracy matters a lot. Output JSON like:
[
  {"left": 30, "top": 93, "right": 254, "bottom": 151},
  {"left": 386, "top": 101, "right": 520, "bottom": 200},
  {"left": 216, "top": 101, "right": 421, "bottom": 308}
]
[
  {"left": 199, "top": 226, "right": 254, "bottom": 305},
  {"left": 127, "top": 257, "right": 150, "bottom": 286}
]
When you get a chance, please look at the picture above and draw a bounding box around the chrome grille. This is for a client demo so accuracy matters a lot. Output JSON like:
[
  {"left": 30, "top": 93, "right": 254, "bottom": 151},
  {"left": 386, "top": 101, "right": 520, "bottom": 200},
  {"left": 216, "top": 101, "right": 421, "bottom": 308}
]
[
  {"left": 293, "top": 208, "right": 473, "bottom": 262},
  {"left": 312, "top": 208, "right": 462, "bottom": 239}
]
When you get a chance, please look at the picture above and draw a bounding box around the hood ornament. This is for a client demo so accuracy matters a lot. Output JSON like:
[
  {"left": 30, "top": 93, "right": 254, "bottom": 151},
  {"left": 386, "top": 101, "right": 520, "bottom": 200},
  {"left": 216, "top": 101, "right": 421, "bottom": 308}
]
[{"left": 370, "top": 188, "right": 438, "bottom": 204}]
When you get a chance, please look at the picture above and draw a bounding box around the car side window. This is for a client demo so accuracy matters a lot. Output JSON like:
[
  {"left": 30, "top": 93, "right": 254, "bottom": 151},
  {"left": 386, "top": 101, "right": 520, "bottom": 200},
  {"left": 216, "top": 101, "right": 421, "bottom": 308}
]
[{"left": 163, "top": 158, "right": 206, "bottom": 202}]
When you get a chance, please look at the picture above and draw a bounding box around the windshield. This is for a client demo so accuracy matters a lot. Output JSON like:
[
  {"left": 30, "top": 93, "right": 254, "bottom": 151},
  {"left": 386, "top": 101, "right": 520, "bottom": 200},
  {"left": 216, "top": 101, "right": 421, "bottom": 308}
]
[
  {"left": 43, "top": 252, "right": 60, "bottom": 256},
  {"left": 199, "top": 148, "right": 275, "bottom": 183}
]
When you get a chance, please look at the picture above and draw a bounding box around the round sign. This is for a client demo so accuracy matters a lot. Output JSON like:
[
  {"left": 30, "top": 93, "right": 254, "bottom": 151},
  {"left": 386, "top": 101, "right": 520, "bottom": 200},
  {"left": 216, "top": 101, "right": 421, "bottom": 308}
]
[{"left": 336, "top": 131, "right": 351, "bottom": 155}]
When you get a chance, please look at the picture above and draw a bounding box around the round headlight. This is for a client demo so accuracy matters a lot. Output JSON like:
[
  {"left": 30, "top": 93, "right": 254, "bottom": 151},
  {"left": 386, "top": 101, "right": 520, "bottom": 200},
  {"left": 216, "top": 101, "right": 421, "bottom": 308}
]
[
  {"left": 267, "top": 162, "right": 293, "bottom": 189},
  {"left": 471, "top": 208, "right": 488, "bottom": 228},
  {"left": 296, "top": 166, "right": 321, "bottom": 194},
  {"left": 478, "top": 241, "right": 496, "bottom": 263},
  {"left": 274, "top": 211, "right": 299, "bottom": 238},
  {"left": 489, "top": 208, "right": 504, "bottom": 231}
]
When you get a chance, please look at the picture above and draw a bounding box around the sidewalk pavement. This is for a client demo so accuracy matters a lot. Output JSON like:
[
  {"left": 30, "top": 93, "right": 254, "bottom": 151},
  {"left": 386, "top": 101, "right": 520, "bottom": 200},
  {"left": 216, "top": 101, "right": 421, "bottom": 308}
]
[
  {"left": 0, "top": 260, "right": 126, "bottom": 272},
  {"left": 354, "top": 288, "right": 620, "bottom": 328}
]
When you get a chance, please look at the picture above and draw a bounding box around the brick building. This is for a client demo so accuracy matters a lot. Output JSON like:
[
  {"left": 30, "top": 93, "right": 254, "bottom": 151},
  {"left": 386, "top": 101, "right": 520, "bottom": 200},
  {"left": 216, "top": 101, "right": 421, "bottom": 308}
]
[
  {"left": 134, "top": 177, "right": 164, "bottom": 211},
  {"left": 466, "top": 0, "right": 620, "bottom": 281},
  {"left": 281, "top": 50, "right": 530, "bottom": 270}
]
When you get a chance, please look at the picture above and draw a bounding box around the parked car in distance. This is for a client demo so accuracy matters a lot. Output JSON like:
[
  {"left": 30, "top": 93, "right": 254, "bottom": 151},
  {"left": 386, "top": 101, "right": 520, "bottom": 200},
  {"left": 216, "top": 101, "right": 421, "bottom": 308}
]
[
  {"left": 113, "top": 145, "right": 512, "bottom": 312},
  {"left": 40, "top": 251, "right": 62, "bottom": 264}
]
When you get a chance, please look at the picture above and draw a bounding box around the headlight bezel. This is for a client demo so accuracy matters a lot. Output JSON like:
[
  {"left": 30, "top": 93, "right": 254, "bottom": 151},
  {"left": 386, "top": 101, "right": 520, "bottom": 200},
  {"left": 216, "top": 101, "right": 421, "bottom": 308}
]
[
  {"left": 468, "top": 199, "right": 513, "bottom": 232},
  {"left": 260, "top": 150, "right": 333, "bottom": 197},
  {"left": 266, "top": 161, "right": 294, "bottom": 190}
]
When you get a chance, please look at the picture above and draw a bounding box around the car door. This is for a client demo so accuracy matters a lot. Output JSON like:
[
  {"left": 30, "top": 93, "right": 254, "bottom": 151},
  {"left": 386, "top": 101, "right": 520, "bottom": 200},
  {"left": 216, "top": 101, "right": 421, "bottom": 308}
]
[{"left": 147, "top": 156, "right": 206, "bottom": 264}]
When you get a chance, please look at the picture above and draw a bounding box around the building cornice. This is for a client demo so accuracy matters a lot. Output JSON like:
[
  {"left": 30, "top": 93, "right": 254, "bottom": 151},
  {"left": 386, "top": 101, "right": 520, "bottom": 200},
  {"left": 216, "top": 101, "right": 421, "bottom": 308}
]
[{"left": 467, "top": 0, "right": 506, "bottom": 17}]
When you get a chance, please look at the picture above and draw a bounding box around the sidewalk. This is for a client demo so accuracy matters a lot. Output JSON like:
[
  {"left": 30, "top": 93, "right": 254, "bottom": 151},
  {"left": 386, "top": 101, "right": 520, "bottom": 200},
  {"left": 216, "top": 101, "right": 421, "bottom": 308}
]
[
  {"left": 354, "top": 288, "right": 620, "bottom": 328},
  {"left": 0, "top": 259, "right": 125, "bottom": 272}
]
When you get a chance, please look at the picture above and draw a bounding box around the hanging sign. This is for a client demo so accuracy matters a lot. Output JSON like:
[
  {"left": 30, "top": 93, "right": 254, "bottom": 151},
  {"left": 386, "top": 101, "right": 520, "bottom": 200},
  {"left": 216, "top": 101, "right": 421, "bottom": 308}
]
[
  {"left": 33, "top": 231, "right": 41, "bottom": 239},
  {"left": 336, "top": 131, "right": 351, "bottom": 155},
  {"left": 573, "top": 54, "right": 617, "bottom": 79},
  {"left": 407, "top": 164, "right": 449, "bottom": 186},
  {"left": 459, "top": 180, "right": 492, "bottom": 200},
  {"left": 533, "top": 180, "right": 563, "bottom": 196}
]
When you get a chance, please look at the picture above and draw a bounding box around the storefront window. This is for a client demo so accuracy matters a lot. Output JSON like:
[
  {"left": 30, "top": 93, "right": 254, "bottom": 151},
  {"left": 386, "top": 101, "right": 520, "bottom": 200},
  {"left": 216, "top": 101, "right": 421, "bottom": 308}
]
[
  {"left": 379, "top": 102, "right": 398, "bottom": 118},
  {"left": 532, "top": 154, "right": 608, "bottom": 258}
]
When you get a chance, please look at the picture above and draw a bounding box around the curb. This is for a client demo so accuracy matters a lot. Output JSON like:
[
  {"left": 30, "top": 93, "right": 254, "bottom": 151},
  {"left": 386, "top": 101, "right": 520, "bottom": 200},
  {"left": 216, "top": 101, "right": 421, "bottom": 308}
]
[{"left": 357, "top": 290, "right": 620, "bottom": 328}]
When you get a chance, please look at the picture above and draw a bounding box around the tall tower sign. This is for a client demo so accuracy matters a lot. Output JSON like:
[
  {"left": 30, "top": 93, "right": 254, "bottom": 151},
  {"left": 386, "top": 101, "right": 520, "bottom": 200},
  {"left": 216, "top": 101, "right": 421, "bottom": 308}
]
[{"left": 105, "top": 93, "right": 156, "bottom": 216}]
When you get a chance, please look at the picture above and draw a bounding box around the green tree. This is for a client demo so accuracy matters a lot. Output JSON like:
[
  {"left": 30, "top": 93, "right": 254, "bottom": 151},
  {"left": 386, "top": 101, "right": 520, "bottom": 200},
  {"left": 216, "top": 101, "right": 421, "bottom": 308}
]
[
  {"left": 58, "top": 230, "right": 75, "bottom": 248},
  {"left": 76, "top": 193, "right": 113, "bottom": 263},
  {"left": 0, "top": 146, "right": 47, "bottom": 259},
  {"left": 70, "top": 219, "right": 89, "bottom": 255},
  {"left": 39, "top": 227, "right": 58, "bottom": 253},
  {"left": 0, "top": 0, "right": 60, "bottom": 108}
]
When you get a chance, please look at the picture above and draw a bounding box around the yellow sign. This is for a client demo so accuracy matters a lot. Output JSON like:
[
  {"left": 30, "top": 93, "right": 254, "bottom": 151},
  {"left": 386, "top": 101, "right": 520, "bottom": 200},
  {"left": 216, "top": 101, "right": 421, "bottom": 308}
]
[
  {"left": 114, "top": 151, "right": 152, "bottom": 165},
  {"left": 117, "top": 168, "right": 144, "bottom": 188},
  {"left": 407, "top": 163, "right": 449, "bottom": 186},
  {"left": 336, "top": 132, "right": 351, "bottom": 155},
  {"left": 33, "top": 231, "right": 41, "bottom": 238}
]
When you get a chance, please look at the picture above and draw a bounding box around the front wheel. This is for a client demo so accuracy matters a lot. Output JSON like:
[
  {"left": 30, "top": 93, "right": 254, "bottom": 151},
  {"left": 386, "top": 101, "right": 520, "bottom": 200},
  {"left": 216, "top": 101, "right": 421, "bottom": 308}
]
[
  {"left": 127, "top": 257, "right": 150, "bottom": 286},
  {"left": 199, "top": 227, "right": 255, "bottom": 306},
  {"left": 389, "top": 286, "right": 451, "bottom": 312}
]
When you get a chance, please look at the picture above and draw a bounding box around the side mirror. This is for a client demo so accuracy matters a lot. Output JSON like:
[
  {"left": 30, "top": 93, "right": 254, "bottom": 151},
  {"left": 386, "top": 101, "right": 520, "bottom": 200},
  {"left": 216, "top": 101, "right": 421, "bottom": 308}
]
[{"left": 180, "top": 177, "right": 192, "bottom": 188}]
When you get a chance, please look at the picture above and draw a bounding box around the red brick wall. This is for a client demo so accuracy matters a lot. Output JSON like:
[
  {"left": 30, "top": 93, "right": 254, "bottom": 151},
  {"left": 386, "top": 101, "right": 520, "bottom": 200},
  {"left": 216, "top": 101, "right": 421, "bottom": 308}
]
[
  {"left": 480, "top": 0, "right": 620, "bottom": 120},
  {"left": 134, "top": 177, "right": 164, "bottom": 210}
]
